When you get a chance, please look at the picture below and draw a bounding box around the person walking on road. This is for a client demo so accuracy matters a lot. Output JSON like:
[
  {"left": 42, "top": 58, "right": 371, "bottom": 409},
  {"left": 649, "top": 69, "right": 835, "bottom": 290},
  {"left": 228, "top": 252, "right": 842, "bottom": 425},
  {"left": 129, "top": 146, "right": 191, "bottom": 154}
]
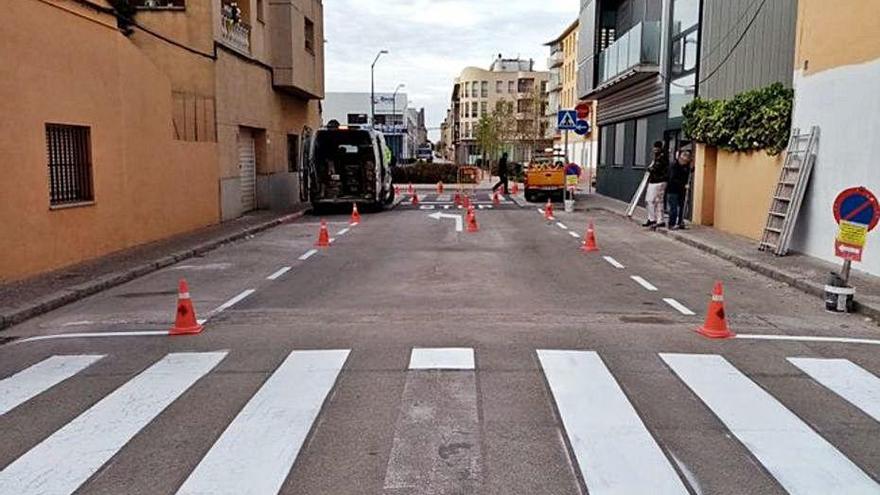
[
  {"left": 492, "top": 152, "right": 509, "bottom": 195},
  {"left": 644, "top": 141, "right": 668, "bottom": 229},
  {"left": 667, "top": 148, "right": 693, "bottom": 230}
]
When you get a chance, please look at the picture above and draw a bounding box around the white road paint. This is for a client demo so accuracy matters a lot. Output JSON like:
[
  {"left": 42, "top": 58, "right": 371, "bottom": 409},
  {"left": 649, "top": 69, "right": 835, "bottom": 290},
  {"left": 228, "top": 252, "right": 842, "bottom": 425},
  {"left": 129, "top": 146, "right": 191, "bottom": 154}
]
[
  {"left": 537, "top": 208, "right": 545, "bottom": 215},
  {"left": 336, "top": 227, "right": 351, "bottom": 236},
  {"left": 0, "top": 352, "right": 226, "bottom": 495},
  {"left": 664, "top": 298, "right": 696, "bottom": 316},
  {"left": 0, "top": 355, "right": 104, "bottom": 416},
  {"left": 199, "top": 289, "right": 256, "bottom": 324},
  {"left": 537, "top": 350, "right": 689, "bottom": 495},
  {"left": 661, "top": 353, "right": 879, "bottom": 495},
  {"left": 603, "top": 256, "right": 625, "bottom": 269},
  {"left": 16, "top": 331, "right": 170, "bottom": 344},
  {"left": 420, "top": 205, "right": 436, "bottom": 210},
  {"left": 266, "top": 267, "right": 291, "bottom": 280},
  {"left": 299, "top": 249, "right": 319, "bottom": 261},
  {"left": 177, "top": 350, "right": 349, "bottom": 495},
  {"left": 631, "top": 275, "right": 659, "bottom": 291},
  {"left": 409, "top": 347, "right": 475, "bottom": 370},
  {"left": 569, "top": 231, "right": 581, "bottom": 238},
  {"left": 428, "top": 212, "right": 463, "bottom": 232},
  {"left": 556, "top": 222, "right": 569, "bottom": 230},
  {"left": 736, "top": 334, "right": 880, "bottom": 346},
  {"left": 443, "top": 205, "right": 451, "bottom": 210},
  {"left": 788, "top": 358, "right": 880, "bottom": 421},
  {"left": 437, "top": 194, "right": 451, "bottom": 201}
]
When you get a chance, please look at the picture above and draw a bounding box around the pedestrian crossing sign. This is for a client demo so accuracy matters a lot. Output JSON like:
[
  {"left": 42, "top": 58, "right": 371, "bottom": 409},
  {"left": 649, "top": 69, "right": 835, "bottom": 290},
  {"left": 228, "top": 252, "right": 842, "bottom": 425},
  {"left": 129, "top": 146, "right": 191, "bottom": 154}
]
[{"left": 557, "top": 110, "right": 577, "bottom": 131}]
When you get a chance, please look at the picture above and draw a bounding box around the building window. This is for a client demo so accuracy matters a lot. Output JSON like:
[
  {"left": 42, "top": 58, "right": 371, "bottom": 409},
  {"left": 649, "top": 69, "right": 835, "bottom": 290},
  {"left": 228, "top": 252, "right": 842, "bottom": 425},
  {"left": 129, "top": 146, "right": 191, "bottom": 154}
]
[
  {"left": 634, "top": 118, "right": 648, "bottom": 168},
  {"left": 669, "top": 74, "right": 696, "bottom": 119},
  {"left": 287, "top": 134, "right": 299, "bottom": 172},
  {"left": 614, "top": 123, "right": 625, "bottom": 167},
  {"left": 46, "top": 124, "right": 94, "bottom": 206},
  {"left": 481, "top": 102, "right": 487, "bottom": 117},
  {"left": 672, "top": 0, "right": 700, "bottom": 36},
  {"left": 464, "top": 82, "right": 470, "bottom": 98},
  {"left": 471, "top": 83, "right": 478, "bottom": 98},
  {"left": 481, "top": 81, "right": 488, "bottom": 98},
  {"left": 472, "top": 102, "right": 478, "bottom": 118},
  {"left": 463, "top": 102, "right": 469, "bottom": 118},
  {"left": 134, "top": 0, "right": 185, "bottom": 9},
  {"left": 599, "top": 125, "right": 612, "bottom": 167},
  {"left": 508, "top": 80, "right": 514, "bottom": 93},
  {"left": 496, "top": 81, "right": 503, "bottom": 93},
  {"left": 304, "top": 17, "right": 315, "bottom": 54}
]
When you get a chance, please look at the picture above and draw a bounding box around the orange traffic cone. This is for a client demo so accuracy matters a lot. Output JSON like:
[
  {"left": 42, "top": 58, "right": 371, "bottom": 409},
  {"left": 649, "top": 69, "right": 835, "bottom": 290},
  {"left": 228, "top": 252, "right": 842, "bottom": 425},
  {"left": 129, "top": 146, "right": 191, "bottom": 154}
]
[
  {"left": 697, "top": 281, "right": 734, "bottom": 339},
  {"left": 581, "top": 221, "right": 599, "bottom": 252},
  {"left": 437, "top": 181, "right": 444, "bottom": 194},
  {"left": 493, "top": 190, "right": 501, "bottom": 206},
  {"left": 544, "top": 199, "right": 554, "bottom": 221},
  {"left": 512, "top": 183, "right": 519, "bottom": 194},
  {"left": 411, "top": 191, "right": 420, "bottom": 206},
  {"left": 170, "top": 279, "right": 203, "bottom": 336},
  {"left": 394, "top": 185, "right": 400, "bottom": 195},
  {"left": 408, "top": 183, "right": 414, "bottom": 194},
  {"left": 467, "top": 206, "right": 479, "bottom": 232},
  {"left": 463, "top": 195, "right": 471, "bottom": 209},
  {"left": 454, "top": 192, "right": 462, "bottom": 206},
  {"left": 350, "top": 203, "right": 361, "bottom": 225},
  {"left": 315, "top": 220, "right": 331, "bottom": 248}
]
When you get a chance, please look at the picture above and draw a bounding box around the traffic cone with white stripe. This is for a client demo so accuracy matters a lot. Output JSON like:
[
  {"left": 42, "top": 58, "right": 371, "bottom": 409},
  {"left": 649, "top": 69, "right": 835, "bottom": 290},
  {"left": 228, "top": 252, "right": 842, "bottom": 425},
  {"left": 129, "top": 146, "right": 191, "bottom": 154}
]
[
  {"left": 466, "top": 206, "right": 479, "bottom": 232},
  {"left": 408, "top": 183, "right": 414, "bottom": 194},
  {"left": 544, "top": 199, "right": 554, "bottom": 221},
  {"left": 581, "top": 221, "right": 599, "bottom": 252},
  {"left": 493, "top": 190, "right": 501, "bottom": 206},
  {"left": 411, "top": 190, "right": 420, "bottom": 206},
  {"left": 463, "top": 195, "right": 471, "bottom": 209},
  {"left": 437, "top": 181, "right": 444, "bottom": 194},
  {"left": 170, "top": 279, "right": 203, "bottom": 336},
  {"left": 350, "top": 203, "right": 361, "bottom": 225},
  {"left": 697, "top": 281, "right": 734, "bottom": 339},
  {"left": 454, "top": 192, "right": 462, "bottom": 207},
  {"left": 315, "top": 220, "right": 331, "bottom": 248},
  {"left": 512, "top": 183, "right": 519, "bottom": 195}
]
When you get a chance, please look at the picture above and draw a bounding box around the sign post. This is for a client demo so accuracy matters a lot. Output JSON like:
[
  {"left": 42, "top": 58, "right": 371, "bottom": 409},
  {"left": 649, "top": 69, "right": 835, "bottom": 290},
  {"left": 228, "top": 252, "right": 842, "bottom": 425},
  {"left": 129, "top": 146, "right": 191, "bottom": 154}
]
[
  {"left": 832, "top": 187, "right": 880, "bottom": 284},
  {"left": 557, "top": 110, "right": 578, "bottom": 209}
]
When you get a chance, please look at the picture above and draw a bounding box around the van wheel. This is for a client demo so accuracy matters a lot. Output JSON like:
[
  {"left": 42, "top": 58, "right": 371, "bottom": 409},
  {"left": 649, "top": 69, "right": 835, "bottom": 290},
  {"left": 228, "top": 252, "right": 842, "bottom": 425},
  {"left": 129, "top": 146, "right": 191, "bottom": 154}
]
[
  {"left": 524, "top": 189, "right": 538, "bottom": 203},
  {"left": 384, "top": 186, "right": 395, "bottom": 205}
]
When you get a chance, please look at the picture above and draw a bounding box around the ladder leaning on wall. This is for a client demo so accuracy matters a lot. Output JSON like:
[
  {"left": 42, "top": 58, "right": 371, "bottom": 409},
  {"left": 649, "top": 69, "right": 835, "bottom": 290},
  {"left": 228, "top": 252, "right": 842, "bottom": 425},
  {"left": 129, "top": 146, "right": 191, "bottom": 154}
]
[{"left": 758, "top": 126, "right": 820, "bottom": 256}]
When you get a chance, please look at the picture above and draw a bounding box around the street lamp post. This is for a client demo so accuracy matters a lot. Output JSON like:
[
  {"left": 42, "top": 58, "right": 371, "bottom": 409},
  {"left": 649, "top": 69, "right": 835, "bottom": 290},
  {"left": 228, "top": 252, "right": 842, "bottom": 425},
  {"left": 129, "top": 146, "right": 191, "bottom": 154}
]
[
  {"left": 371, "top": 50, "right": 388, "bottom": 126},
  {"left": 391, "top": 83, "right": 406, "bottom": 131}
]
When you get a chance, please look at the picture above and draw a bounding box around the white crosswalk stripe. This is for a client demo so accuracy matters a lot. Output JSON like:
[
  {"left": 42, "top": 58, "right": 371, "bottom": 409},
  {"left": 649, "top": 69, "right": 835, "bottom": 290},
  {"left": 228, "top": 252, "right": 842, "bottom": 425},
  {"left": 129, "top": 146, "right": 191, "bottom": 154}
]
[
  {"left": 0, "top": 355, "right": 103, "bottom": 416},
  {"left": 662, "top": 353, "right": 879, "bottom": 495},
  {"left": 0, "top": 352, "right": 226, "bottom": 495},
  {"left": 538, "top": 350, "right": 689, "bottom": 495},
  {"left": 788, "top": 357, "right": 880, "bottom": 422},
  {"left": 176, "top": 350, "right": 349, "bottom": 495}
]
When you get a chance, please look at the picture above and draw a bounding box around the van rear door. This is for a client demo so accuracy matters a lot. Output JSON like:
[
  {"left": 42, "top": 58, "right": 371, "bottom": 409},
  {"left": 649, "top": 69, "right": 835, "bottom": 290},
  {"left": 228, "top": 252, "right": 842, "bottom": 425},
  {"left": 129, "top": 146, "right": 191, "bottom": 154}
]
[{"left": 313, "top": 130, "right": 377, "bottom": 200}]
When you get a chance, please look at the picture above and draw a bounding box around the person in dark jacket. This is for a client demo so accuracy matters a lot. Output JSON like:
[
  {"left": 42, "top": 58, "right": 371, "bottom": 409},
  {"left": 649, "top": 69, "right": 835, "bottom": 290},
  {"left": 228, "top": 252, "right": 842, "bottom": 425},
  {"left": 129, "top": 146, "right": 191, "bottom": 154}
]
[
  {"left": 667, "top": 148, "right": 693, "bottom": 230},
  {"left": 644, "top": 141, "right": 669, "bottom": 228},
  {"left": 492, "top": 152, "right": 509, "bottom": 195}
]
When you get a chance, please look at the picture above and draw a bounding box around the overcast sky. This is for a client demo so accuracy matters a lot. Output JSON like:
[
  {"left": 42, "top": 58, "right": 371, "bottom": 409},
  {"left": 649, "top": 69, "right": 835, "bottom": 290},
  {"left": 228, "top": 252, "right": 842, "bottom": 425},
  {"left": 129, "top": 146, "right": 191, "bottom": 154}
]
[{"left": 324, "top": 0, "right": 578, "bottom": 141}]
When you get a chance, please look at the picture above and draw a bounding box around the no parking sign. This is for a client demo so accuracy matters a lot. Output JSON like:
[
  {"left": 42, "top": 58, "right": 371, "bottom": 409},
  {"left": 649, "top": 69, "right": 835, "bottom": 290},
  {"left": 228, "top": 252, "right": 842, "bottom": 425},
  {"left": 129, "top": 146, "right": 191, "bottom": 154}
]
[{"left": 832, "top": 187, "right": 880, "bottom": 262}]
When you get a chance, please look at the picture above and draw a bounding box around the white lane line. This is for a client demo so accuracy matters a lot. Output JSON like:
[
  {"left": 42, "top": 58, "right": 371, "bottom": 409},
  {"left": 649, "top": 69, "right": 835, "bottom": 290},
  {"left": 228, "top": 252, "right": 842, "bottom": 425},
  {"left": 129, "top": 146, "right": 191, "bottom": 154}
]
[
  {"left": 661, "top": 353, "right": 879, "bottom": 494},
  {"left": 631, "top": 275, "right": 659, "bottom": 292},
  {"left": 0, "top": 352, "right": 226, "bottom": 495},
  {"left": 409, "top": 348, "right": 475, "bottom": 370},
  {"left": 16, "top": 331, "right": 170, "bottom": 344},
  {"left": 788, "top": 358, "right": 880, "bottom": 422},
  {"left": 443, "top": 205, "right": 451, "bottom": 210},
  {"left": 664, "top": 298, "right": 696, "bottom": 316},
  {"left": 0, "top": 355, "right": 104, "bottom": 416},
  {"left": 537, "top": 208, "right": 545, "bottom": 215},
  {"left": 736, "top": 334, "right": 880, "bottom": 346},
  {"left": 538, "top": 350, "right": 689, "bottom": 494},
  {"left": 337, "top": 227, "right": 351, "bottom": 236},
  {"left": 437, "top": 194, "right": 451, "bottom": 201},
  {"left": 556, "top": 222, "right": 569, "bottom": 230},
  {"left": 299, "top": 249, "right": 319, "bottom": 261},
  {"left": 199, "top": 289, "right": 256, "bottom": 324},
  {"left": 177, "top": 350, "right": 349, "bottom": 495},
  {"left": 420, "top": 205, "right": 436, "bottom": 210},
  {"left": 569, "top": 231, "right": 581, "bottom": 238},
  {"left": 603, "top": 256, "right": 625, "bottom": 269},
  {"left": 266, "top": 267, "right": 292, "bottom": 280}
]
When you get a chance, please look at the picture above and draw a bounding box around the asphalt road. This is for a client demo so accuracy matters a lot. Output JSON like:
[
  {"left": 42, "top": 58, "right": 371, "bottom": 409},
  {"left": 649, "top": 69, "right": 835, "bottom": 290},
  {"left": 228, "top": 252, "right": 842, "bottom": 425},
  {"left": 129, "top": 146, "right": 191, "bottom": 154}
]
[{"left": 1, "top": 189, "right": 879, "bottom": 495}]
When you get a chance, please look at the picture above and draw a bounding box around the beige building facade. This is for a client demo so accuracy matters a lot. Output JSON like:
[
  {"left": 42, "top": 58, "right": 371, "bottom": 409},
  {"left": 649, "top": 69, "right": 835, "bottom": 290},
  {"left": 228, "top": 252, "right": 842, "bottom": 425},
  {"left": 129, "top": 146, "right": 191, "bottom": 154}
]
[{"left": 0, "top": 0, "right": 323, "bottom": 281}]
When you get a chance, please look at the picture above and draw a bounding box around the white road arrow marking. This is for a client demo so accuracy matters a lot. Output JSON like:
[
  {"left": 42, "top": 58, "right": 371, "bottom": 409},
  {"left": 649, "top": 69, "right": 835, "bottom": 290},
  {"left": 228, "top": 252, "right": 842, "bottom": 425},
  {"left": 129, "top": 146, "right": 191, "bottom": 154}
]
[{"left": 428, "top": 212, "right": 463, "bottom": 232}]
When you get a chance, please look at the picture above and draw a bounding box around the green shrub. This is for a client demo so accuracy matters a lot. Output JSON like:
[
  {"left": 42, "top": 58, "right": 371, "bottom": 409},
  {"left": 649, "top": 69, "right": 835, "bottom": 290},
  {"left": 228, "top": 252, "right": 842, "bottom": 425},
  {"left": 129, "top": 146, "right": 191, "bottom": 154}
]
[{"left": 682, "top": 83, "right": 793, "bottom": 155}]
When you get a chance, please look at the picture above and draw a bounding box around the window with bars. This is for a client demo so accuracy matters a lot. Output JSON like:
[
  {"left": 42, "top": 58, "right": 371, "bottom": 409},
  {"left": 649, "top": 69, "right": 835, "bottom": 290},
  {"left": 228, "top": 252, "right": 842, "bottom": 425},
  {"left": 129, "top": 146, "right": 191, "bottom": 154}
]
[
  {"left": 304, "top": 17, "right": 315, "bottom": 54},
  {"left": 46, "top": 124, "right": 94, "bottom": 206}
]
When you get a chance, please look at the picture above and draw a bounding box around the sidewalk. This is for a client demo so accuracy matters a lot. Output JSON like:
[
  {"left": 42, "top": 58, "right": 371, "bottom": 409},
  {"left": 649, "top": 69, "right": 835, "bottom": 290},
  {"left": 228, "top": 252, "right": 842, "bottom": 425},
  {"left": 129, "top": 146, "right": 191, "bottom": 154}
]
[
  {"left": 578, "top": 193, "right": 880, "bottom": 322},
  {"left": 0, "top": 209, "right": 307, "bottom": 331}
]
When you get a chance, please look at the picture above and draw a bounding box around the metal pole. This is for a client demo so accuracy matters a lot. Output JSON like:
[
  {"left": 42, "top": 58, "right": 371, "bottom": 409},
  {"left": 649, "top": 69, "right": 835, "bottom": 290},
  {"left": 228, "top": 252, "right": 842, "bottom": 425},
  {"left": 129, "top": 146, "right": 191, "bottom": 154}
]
[
  {"left": 370, "top": 50, "right": 388, "bottom": 126},
  {"left": 565, "top": 129, "right": 570, "bottom": 201},
  {"left": 841, "top": 259, "right": 852, "bottom": 286}
]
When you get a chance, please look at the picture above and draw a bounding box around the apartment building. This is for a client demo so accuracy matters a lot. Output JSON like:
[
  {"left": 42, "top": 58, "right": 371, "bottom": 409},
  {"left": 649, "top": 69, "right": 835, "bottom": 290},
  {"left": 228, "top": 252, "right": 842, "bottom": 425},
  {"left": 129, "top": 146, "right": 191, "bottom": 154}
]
[
  {"left": 0, "top": 0, "right": 323, "bottom": 281},
  {"left": 445, "top": 56, "right": 551, "bottom": 164}
]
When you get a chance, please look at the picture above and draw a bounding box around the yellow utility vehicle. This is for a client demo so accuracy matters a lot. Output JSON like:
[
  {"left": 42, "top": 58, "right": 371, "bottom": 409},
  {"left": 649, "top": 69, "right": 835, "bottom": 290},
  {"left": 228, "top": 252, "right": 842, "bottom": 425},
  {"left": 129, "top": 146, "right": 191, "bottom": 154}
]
[{"left": 523, "top": 150, "right": 566, "bottom": 202}]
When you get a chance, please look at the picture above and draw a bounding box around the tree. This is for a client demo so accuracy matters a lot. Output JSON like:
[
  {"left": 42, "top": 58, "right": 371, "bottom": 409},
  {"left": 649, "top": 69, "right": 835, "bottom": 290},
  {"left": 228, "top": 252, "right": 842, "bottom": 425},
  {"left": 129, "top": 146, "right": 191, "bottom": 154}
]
[{"left": 475, "top": 101, "right": 516, "bottom": 169}]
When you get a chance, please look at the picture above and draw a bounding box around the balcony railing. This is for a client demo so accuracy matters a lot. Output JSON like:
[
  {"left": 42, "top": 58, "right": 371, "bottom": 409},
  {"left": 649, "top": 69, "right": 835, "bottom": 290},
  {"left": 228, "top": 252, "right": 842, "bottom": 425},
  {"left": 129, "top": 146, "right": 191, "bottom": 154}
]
[
  {"left": 220, "top": 8, "right": 250, "bottom": 53},
  {"left": 597, "top": 21, "right": 660, "bottom": 85},
  {"left": 547, "top": 51, "right": 564, "bottom": 69}
]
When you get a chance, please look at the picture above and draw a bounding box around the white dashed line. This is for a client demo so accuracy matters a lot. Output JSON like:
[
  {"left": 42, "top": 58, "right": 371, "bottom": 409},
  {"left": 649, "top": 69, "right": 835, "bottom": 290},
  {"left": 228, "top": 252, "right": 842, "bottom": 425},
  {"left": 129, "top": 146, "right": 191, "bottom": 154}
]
[
  {"left": 569, "top": 231, "right": 581, "bottom": 238},
  {"left": 664, "top": 298, "right": 696, "bottom": 316},
  {"left": 337, "top": 227, "right": 351, "bottom": 236},
  {"left": 735, "top": 334, "right": 880, "bottom": 346},
  {"left": 556, "top": 222, "right": 569, "bottom": 230},
  {"left": 603, "top": 256, "right": 625, "bottom": 269},
  {"left": 537, "top": 208, "right": 545, "bottom": 215},
  {"left": 199, "top": 289, "right": 256, "bottom": 323},
  {"left": 267, "top": 267, "right": 292, "bottom": 280},
  {"left": 630, "top": 276, "right": 658, "bottom": 292},
  {"left": 299, "top": 249, "right": 318, "bottom": 261}
]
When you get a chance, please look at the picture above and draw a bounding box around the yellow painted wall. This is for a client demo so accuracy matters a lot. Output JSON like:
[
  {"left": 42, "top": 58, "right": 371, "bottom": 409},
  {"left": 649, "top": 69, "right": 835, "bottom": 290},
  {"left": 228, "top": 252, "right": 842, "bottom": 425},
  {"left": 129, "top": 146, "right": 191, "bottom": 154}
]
[
  {"left": 712, "top": 150, "right": 783, "bottom": 240},
  {"left": 0, "top": 1, "right": 218, "bottom": 282},
  {"left": 692, "top": 144, "right": 716, "bottom": 226},
  {"left": 795, "top": 0, "right": 880, "bottom": 76}
]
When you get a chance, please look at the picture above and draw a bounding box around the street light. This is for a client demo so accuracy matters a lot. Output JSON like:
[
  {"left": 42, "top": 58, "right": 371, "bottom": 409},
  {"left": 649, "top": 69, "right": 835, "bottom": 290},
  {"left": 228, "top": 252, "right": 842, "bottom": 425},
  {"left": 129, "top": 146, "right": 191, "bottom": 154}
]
[
  {"left": 370, "top": 50, "right": 388, "bottom": 126},
  {"left": 391, "top": 83, "right": 406, "bottom": 131}
]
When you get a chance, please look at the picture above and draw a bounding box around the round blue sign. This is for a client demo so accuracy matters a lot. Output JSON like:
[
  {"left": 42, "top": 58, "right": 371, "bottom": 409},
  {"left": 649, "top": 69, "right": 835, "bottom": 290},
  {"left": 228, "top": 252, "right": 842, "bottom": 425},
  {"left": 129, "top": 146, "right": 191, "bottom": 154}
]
[
  {"left": 574, "top": 119, "right": 591, "bottom": 136},
  {"left": 834, "top": 187, "right": 880, "bottom": 231}
]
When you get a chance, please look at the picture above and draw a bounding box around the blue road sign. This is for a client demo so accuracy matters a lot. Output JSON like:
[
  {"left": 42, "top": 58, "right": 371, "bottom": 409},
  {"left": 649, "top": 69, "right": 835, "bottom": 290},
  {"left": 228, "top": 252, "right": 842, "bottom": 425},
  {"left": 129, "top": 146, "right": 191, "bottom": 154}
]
[
  {"left": 574, "top": 119, "right": 591, "bottom": 136},
  {"left": 557, "top": 110, "right": 577, "bottom": 131},
  {"left": 834, "top": 187, "right": 880, "bottom": 231}
]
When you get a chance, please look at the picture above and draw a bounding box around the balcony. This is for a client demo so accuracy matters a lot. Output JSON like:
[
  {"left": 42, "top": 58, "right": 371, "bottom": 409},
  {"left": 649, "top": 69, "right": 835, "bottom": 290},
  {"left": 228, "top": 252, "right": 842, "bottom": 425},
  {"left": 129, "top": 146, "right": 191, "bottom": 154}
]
[
  {"left": 219, "top": 5, "right": 250, "bottom": 53},
  {"left": 547, "top": 50, "right": 564, "bottom": 69},
  {"left": 597, "top": 22, "right": 661, "bottom": 86},
  {"left": 547, "top": 79, "right": 562, "bottom": 93},
  {"left": 268, "top": 0, "right": 324, "bottom": 98}
]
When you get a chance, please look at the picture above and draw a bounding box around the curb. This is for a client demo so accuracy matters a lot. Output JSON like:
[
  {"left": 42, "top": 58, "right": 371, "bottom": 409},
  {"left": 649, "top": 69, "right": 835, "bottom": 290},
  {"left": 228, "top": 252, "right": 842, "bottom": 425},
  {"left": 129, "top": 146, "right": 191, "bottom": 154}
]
[
  {"left": 589, "top": 205, "right": 880, "bottom": 322},
  {"left": 0, "top": 211, "right": 307, "bottom": 332}
]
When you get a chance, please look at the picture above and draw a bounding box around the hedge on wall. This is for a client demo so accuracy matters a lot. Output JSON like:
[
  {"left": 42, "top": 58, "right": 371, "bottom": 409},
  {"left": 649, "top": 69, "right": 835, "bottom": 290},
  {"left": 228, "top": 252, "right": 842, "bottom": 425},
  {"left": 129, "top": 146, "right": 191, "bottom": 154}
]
[{"left": 682, "top": 82, "right": 794, "bottom": 156}]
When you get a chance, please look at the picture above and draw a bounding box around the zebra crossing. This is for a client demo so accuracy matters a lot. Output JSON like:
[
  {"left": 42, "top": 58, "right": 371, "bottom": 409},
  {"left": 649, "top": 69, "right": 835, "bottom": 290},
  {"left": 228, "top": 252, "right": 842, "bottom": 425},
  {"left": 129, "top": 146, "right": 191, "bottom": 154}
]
[
  {"left": 396, "top": 191, "right": 519, "bottom": 210},
  {"left": 1, "top": 348, "right": 878, "bottom": 494}
]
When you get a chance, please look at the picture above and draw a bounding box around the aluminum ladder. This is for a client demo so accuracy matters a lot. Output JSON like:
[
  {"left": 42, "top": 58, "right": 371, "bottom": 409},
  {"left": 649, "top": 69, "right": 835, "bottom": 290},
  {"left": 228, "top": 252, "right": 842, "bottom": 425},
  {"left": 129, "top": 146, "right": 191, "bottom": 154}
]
[{"left": 758, "top": 126, "right": 819, "bottom": 256}]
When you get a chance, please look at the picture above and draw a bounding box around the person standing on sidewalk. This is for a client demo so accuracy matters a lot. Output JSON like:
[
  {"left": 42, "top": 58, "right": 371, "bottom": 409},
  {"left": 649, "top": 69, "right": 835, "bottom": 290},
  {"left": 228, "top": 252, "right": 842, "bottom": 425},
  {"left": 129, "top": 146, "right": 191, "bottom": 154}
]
[
  {"left": 644, "top": 141, "right": 668, "bottom": 229},
  {"left": 667, "top": 148, "right": 693, "bottom": 230},
  {"left": 492, "top": 152, "right": 509, "bottom": 195}
]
